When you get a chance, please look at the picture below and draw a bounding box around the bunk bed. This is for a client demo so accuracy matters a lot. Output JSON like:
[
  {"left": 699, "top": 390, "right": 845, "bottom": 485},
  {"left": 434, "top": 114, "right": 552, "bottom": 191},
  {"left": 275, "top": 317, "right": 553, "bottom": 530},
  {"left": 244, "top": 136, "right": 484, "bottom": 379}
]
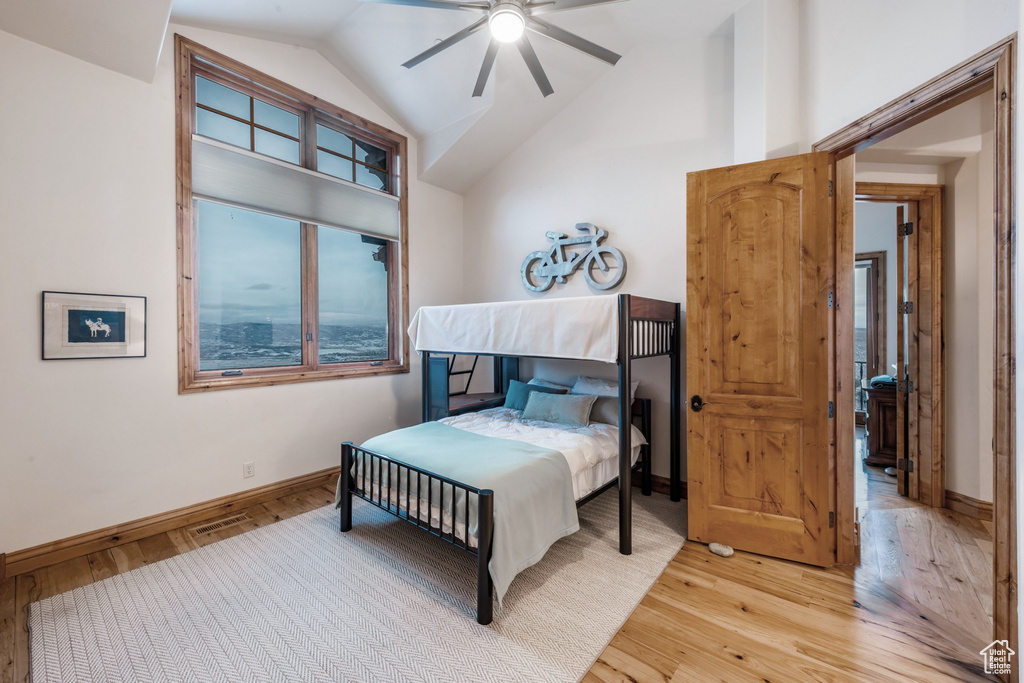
[{"left": 337, "top": 293, "right": 681, "bottom": 625}]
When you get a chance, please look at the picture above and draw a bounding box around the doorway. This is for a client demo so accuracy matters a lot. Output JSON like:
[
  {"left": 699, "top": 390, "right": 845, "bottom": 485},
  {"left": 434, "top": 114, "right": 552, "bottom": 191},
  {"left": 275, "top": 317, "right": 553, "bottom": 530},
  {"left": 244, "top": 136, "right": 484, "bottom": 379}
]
[
  {"left": 816, "top": 35, "right": 1015, "bottom": 654},
  {"left": 854, "top": 250, "right": 887, "bottom": 427}
]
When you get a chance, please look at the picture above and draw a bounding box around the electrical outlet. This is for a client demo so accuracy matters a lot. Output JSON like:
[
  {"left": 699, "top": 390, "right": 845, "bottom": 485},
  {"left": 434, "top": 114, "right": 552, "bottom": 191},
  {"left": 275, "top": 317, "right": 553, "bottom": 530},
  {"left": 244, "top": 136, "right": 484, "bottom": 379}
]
[{"left": 243, "top": 461, "right": 255, "bottom": 478}]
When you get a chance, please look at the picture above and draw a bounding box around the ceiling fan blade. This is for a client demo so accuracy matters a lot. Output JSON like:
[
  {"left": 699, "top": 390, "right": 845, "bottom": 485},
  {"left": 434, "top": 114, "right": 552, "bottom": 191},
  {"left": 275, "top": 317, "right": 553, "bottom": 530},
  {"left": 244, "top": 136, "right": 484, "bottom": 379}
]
[
  {"left": 528, "top": 0, "right": 626, "bottom": 16},
  {"left": 472, "top": 39, "right": 500, "bottom": 97},
  {"left": 401, "top": 16, "right": 489, "bottom": 68},
  {"left": 360, "top": 0, "right": 489, "bottom": 10},
  {"left": 526, "top": 16, "right": 621, "bottom": 65},
  {"left": 516, "top": 34, "right": 554, "bottom": 97}
]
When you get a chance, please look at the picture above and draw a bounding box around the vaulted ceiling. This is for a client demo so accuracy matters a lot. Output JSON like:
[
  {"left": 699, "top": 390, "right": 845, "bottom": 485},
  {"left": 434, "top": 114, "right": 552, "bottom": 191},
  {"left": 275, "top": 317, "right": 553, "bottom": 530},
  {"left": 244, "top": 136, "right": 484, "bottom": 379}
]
[{"left": 0, "top": 0, "right": 745, "bottom": 193}]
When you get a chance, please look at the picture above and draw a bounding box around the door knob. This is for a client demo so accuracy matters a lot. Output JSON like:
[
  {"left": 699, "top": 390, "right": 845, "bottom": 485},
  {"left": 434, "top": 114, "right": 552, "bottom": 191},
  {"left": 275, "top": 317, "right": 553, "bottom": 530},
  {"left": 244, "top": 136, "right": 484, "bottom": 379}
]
[{"left": 690, "top": 395, "right": 712, "bottom": 412}]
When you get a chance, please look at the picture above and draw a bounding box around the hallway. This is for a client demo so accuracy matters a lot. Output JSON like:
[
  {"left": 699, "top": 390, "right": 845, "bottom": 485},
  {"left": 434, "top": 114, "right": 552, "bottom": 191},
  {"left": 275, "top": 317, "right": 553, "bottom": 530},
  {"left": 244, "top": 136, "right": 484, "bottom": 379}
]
[{"left": 854, "top": 428, "right": 994, "bottom": 651}]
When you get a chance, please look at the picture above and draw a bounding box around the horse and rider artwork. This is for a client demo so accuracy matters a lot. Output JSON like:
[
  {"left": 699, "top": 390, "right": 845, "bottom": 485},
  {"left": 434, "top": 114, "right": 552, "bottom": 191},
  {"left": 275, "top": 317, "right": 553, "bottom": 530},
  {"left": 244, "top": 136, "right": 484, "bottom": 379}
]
[
  {"left": 66, "top": 309, "right": 126, "bottom": 344},
  {"left": 42, "top": 291, "right": 146, "bottom": 360}
]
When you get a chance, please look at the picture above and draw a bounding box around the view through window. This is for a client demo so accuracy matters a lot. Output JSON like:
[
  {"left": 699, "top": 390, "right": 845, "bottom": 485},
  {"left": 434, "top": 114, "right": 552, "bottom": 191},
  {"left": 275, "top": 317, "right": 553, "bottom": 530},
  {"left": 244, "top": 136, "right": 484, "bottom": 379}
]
[{"left": 175, "top": 36, "right": 408, "bottom": 392}]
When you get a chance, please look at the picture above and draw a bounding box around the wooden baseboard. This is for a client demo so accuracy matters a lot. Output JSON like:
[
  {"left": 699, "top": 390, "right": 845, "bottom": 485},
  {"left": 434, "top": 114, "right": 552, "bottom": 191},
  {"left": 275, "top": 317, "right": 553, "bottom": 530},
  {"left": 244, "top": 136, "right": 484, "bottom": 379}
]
[
  {"left": 631, "top": 472, "right": 687, "bottom": 499},
  {"left": 945, "top": 489, "right": 994, "bottom": 522},
  {"left": 4, "top": 466, "right": 340, "bottom": 580}
]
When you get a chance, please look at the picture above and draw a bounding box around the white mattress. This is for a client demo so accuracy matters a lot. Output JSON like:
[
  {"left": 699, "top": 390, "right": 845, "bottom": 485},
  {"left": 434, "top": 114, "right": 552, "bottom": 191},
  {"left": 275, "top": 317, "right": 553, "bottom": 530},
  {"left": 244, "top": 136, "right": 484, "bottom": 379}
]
[
  {"left": 408, "top": 296, "right": 620, "bottom": 363},
  {"left": 439, "top": 407, "right": 645, "bottom": 500}
]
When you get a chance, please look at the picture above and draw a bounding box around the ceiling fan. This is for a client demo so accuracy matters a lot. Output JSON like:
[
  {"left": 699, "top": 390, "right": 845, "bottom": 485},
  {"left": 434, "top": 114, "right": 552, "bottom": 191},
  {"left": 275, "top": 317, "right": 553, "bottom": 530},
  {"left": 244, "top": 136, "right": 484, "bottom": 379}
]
[{"left": 360, "top": 0, "right": 627, "bottom": 97}]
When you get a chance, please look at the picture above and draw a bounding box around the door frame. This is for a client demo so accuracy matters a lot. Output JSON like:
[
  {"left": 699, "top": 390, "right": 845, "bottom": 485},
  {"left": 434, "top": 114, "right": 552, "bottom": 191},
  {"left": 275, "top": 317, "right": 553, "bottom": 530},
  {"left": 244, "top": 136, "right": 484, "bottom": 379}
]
[
  {"left": 855, "top": 186, "right": 944, "bottom": 505},
  {"left": 854, "top": 250, "right": 887, "bottom": 424},
  {"left": 815, "top": 34, "right": 1016, "bottom": 660}
]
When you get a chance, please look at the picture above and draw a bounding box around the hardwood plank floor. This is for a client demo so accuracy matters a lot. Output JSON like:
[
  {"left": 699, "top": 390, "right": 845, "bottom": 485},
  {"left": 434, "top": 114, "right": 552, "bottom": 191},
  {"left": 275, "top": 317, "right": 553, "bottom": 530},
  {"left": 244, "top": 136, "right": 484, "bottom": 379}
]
[
  {"left": 587, "top": 428, "right": 994, "bottom": 682},
  {"left": 1, "top": 453, "right": 994, "bottom": 682}
]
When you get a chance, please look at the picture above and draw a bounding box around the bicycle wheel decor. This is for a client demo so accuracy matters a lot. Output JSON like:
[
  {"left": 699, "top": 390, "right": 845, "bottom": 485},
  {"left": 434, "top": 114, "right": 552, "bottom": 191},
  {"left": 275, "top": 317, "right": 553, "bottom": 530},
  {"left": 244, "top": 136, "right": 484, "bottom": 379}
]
[
  {"left": 520, "top": 223, "right": 627, "bottom": 293},
  {"left": 521, "top": 250, "right": 555, "bottom": 292},
  {"left": 584, "top": 245, "right": 626, "bottom": 290}
]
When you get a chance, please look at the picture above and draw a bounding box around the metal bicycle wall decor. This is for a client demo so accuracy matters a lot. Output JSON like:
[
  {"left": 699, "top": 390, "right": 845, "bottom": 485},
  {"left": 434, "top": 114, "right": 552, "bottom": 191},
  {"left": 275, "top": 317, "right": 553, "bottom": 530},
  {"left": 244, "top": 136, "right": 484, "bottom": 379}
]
[{"left": 521, "top": 223, "right": 626, "bottom": 292}]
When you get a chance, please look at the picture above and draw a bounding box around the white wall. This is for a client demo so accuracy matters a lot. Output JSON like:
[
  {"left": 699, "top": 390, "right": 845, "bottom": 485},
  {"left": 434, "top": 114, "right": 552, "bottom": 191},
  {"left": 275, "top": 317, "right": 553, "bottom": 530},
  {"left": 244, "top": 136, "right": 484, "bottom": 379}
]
[
  {"left": 0, "top": 25, "right": 465, "bottom": 552},
  {"left": 853, "top": 201, "right": 901, "bottom": 371},
  {"left": 461, "top": 36, "right": 734, "bottom": 479},
  {"left": 733, "top": 0, "right": 802, "bottom": 162},
  {"left": 945, "top": 126, "right": 996, "bottom": 502},
  {"left": 800, "top": 0, "right": 1017, "bottom": 147}
]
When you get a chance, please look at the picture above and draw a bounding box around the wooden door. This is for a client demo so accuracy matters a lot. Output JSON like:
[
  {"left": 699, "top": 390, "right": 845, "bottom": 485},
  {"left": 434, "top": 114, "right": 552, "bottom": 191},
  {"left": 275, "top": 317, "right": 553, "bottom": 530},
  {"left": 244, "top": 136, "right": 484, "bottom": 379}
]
[
  {"left": 895, "top": 206, "right": 907, "bottom": 496},
  {"left": 687, "top": 152, "right": 834, "bottom": 567}
]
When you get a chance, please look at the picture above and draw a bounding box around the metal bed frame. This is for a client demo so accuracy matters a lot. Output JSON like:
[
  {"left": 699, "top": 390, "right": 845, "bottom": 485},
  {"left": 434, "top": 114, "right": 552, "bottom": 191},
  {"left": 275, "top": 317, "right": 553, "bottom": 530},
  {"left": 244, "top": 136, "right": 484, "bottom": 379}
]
[{"left": 338, "top": 293, "right": 680, "bottom": 625}]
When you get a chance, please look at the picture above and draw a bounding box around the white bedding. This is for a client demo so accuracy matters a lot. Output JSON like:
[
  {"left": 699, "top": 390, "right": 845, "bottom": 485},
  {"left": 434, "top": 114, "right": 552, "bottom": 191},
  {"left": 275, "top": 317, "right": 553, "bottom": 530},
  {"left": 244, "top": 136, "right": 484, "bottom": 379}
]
[
  {"left": 440, "top": 407, "right": 646, "bottom": 500},
  {"left": 407, "top": 295, "right": 620, "bottom": 363}
]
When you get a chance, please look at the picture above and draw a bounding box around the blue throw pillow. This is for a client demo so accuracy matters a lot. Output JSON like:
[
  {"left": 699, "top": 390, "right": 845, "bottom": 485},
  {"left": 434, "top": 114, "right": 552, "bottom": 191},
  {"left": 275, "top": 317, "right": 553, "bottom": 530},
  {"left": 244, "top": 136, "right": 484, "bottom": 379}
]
[
  {"left": 503, "top": 379, "right": 566, "bottom": 411},
  {"left": 521, "top": 392, "right": 597, "bottom": 427}
]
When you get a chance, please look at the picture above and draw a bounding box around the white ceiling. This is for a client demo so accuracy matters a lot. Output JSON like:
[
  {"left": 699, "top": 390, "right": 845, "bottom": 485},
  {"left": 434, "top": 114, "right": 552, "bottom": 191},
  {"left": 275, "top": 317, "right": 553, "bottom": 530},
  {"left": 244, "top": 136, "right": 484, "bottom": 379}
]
[
  {"left": 0, "top": 0, "right": 172, "bottom": 82},
  {"left": 0, "top": 0, "right": 745, "bottom": 194}
]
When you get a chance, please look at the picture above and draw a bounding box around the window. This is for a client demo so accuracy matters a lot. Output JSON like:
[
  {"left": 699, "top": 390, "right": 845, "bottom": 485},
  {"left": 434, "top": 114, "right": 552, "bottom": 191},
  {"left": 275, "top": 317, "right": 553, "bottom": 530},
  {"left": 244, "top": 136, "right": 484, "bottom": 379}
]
[{"left": 175, "top": 36, "right": 408, "bottom": 392}]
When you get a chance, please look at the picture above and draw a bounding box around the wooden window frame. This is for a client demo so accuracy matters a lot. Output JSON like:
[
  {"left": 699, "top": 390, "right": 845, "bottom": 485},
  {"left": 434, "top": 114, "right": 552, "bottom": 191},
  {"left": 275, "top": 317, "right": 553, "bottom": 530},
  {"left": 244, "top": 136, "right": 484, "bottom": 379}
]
[
  {"left": 855, "top": 250, "right": 887, "bottom": 377},
  {"left": 175, "top": 35, "right": 410, "bottom": 393}
]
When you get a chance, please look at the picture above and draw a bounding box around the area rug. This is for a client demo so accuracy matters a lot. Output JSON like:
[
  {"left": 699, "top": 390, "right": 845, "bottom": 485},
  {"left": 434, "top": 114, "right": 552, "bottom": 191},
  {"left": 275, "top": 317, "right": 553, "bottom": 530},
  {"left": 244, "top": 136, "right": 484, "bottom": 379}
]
[{"left": 29, "top": 489, "right": 684, "bottom": 682}]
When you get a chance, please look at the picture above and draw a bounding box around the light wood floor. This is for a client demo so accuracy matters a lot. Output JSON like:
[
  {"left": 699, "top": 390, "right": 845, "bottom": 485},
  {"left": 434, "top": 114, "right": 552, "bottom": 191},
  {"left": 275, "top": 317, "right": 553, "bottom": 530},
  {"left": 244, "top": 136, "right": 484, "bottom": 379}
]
[
  {"left": 586, "top": 429, "right": 995, "bottom": 682},
  {"left": 1, "top": 440, "right": 994, "bottom": 682}
]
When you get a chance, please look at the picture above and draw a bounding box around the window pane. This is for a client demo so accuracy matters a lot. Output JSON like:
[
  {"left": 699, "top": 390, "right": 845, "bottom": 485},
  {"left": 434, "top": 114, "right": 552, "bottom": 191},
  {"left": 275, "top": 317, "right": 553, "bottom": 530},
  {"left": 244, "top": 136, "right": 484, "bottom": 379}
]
[
  {"left": 254, "top": 99, "right": 299, "bottom": 137},
  {"left": 196, "top": 76, "right": 250, "bottom": 120},
  {"left": 317, "top": 149, "right": 353, "bottom": 182},
  {"left": 854, "top": 264, "right": 869, "bottom": 412},
  {"left": 197, "top": 109, "right": 252, "bottom": 149},
  {"left": 318, "top": 227, "right": 389, "bottom": 364},
  {"left": 254, "top": 129, "right": 300, "bottom": 164},
  {"left": 355, "top": 140, "right": 388, "bottom": 169},
  {"left": 197, "top": 200, "right": 302, "bottom": 370},
  {"left": 317, "top": 124, "right": 352, "bottom": 156},
  {"left": 355, "top": 163, "right": 388, "bottom": 192}
]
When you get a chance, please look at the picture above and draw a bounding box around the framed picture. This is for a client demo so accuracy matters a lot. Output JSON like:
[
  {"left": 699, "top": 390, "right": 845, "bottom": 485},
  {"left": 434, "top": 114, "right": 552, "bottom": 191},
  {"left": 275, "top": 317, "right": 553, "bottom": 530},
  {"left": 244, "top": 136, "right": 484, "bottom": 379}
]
[{"left": 42, "top": 291, "right": 147, "bottom": 360}]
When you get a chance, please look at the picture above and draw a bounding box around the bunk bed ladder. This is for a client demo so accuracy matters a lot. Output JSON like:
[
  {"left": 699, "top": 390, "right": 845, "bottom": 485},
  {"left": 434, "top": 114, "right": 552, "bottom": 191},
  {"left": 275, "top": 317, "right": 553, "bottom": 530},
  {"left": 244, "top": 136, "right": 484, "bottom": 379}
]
[{"left": 447, "top": 354, "right": 479, "bottom": 397}]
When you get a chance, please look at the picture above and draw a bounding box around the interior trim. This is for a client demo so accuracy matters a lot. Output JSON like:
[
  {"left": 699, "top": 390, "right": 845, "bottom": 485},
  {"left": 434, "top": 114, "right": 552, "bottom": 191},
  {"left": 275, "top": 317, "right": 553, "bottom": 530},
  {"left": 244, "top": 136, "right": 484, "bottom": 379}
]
[
  {"left": 946, "top": 490, "right": 995, "bottom": 522},
  {"left": 3, "top": 467, "right": 341, "bottom": 580}
]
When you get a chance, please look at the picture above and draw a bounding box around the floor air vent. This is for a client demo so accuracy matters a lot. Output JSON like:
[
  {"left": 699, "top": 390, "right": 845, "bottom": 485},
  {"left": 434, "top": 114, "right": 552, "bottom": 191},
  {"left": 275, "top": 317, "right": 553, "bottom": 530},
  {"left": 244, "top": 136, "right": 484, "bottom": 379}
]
[{"left": 190, "top": 513, "right": 250, "bottom": 536}]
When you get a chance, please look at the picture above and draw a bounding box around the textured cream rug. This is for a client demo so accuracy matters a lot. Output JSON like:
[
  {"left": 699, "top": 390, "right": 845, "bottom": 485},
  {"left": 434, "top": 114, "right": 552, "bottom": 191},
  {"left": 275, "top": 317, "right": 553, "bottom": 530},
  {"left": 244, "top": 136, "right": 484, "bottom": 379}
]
[{"left": 29, "top": 489, "right": 684, "bottom": 682}]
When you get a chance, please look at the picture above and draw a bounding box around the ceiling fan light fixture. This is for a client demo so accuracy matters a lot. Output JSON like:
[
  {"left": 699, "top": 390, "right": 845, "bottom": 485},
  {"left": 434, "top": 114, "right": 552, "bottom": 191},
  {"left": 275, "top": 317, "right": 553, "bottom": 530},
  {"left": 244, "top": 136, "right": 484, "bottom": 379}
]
[{"left": 489, "top": 2, "right": 526, "bottom": 43}]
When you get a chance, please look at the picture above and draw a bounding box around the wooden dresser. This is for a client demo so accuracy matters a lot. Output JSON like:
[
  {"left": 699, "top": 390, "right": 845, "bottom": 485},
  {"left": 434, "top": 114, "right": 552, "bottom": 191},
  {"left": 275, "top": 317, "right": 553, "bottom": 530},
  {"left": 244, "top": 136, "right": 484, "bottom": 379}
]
[{"left": 865, "top": 385, "right": 898, "bottom": 467}]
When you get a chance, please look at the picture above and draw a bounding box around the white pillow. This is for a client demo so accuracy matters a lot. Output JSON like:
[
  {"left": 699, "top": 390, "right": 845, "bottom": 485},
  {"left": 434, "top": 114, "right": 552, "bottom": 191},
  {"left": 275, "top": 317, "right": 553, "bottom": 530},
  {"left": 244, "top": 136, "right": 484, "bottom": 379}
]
[
  {"left": 571, "top": 375, "right": 640, "bottom": 402},
  {"left": 528, "top": 377, "right": 573, "bottom": 393}
]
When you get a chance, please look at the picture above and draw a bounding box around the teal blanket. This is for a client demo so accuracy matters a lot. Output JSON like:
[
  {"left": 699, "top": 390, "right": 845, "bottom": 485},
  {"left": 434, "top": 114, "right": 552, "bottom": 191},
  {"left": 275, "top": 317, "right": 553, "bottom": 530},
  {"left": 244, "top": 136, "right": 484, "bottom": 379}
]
[{"left": 337, "top": 421, "right": 579, "bottom": 606}]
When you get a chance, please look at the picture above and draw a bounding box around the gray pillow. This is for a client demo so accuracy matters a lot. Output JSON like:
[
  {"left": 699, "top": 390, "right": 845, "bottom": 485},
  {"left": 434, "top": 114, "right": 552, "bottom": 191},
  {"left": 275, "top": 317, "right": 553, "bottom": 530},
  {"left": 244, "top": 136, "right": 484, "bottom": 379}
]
[
  {"left": 589, "top": 395, "right": 622, "bottom": 426},
  {"left": 503, "top": 379, "right": 567, "bottom": 411},
  {"left": 528, "top": 377, "right": 573, "bottom": 392},
  {"left": 521, "top": 392, "right": 597, "bottom": 427}
]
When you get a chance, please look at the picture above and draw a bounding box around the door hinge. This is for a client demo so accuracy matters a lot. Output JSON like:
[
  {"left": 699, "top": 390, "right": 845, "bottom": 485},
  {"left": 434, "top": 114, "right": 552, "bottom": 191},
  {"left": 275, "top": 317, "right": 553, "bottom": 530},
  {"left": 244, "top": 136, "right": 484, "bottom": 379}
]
[
  {"left": 898, "top": 457, "right": 914, "bottom": 473},
  {"left": 897, "top": 221, "right": 915, "bottom": 237},
  {"left": 828, "top": 180, "right": 834, "bottom": 197},
  {"left": 897, "top": 301, "right": 914, "bottom": 314},
  {"left": 828, "top": 401, "right": 834, "bottom": 418},
  {"left": 828, "top": 291, "right": 834, "bottom": 308},
  {"left": 829, "top": 511, "right": 835, "bottom": 528},
  {"left": 897, "top": 379, "right": 914, "bottom": 394}
]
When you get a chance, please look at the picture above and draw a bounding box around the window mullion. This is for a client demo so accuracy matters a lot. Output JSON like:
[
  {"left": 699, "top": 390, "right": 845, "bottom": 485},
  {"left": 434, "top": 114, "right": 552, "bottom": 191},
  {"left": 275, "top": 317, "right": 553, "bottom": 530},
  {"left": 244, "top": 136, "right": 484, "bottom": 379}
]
[
  {"left": 301, "top": 108, "right": 319, "bottom": 371},
  {"left": 302, "top": 223, "right": 319, "bottom": 370}
]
